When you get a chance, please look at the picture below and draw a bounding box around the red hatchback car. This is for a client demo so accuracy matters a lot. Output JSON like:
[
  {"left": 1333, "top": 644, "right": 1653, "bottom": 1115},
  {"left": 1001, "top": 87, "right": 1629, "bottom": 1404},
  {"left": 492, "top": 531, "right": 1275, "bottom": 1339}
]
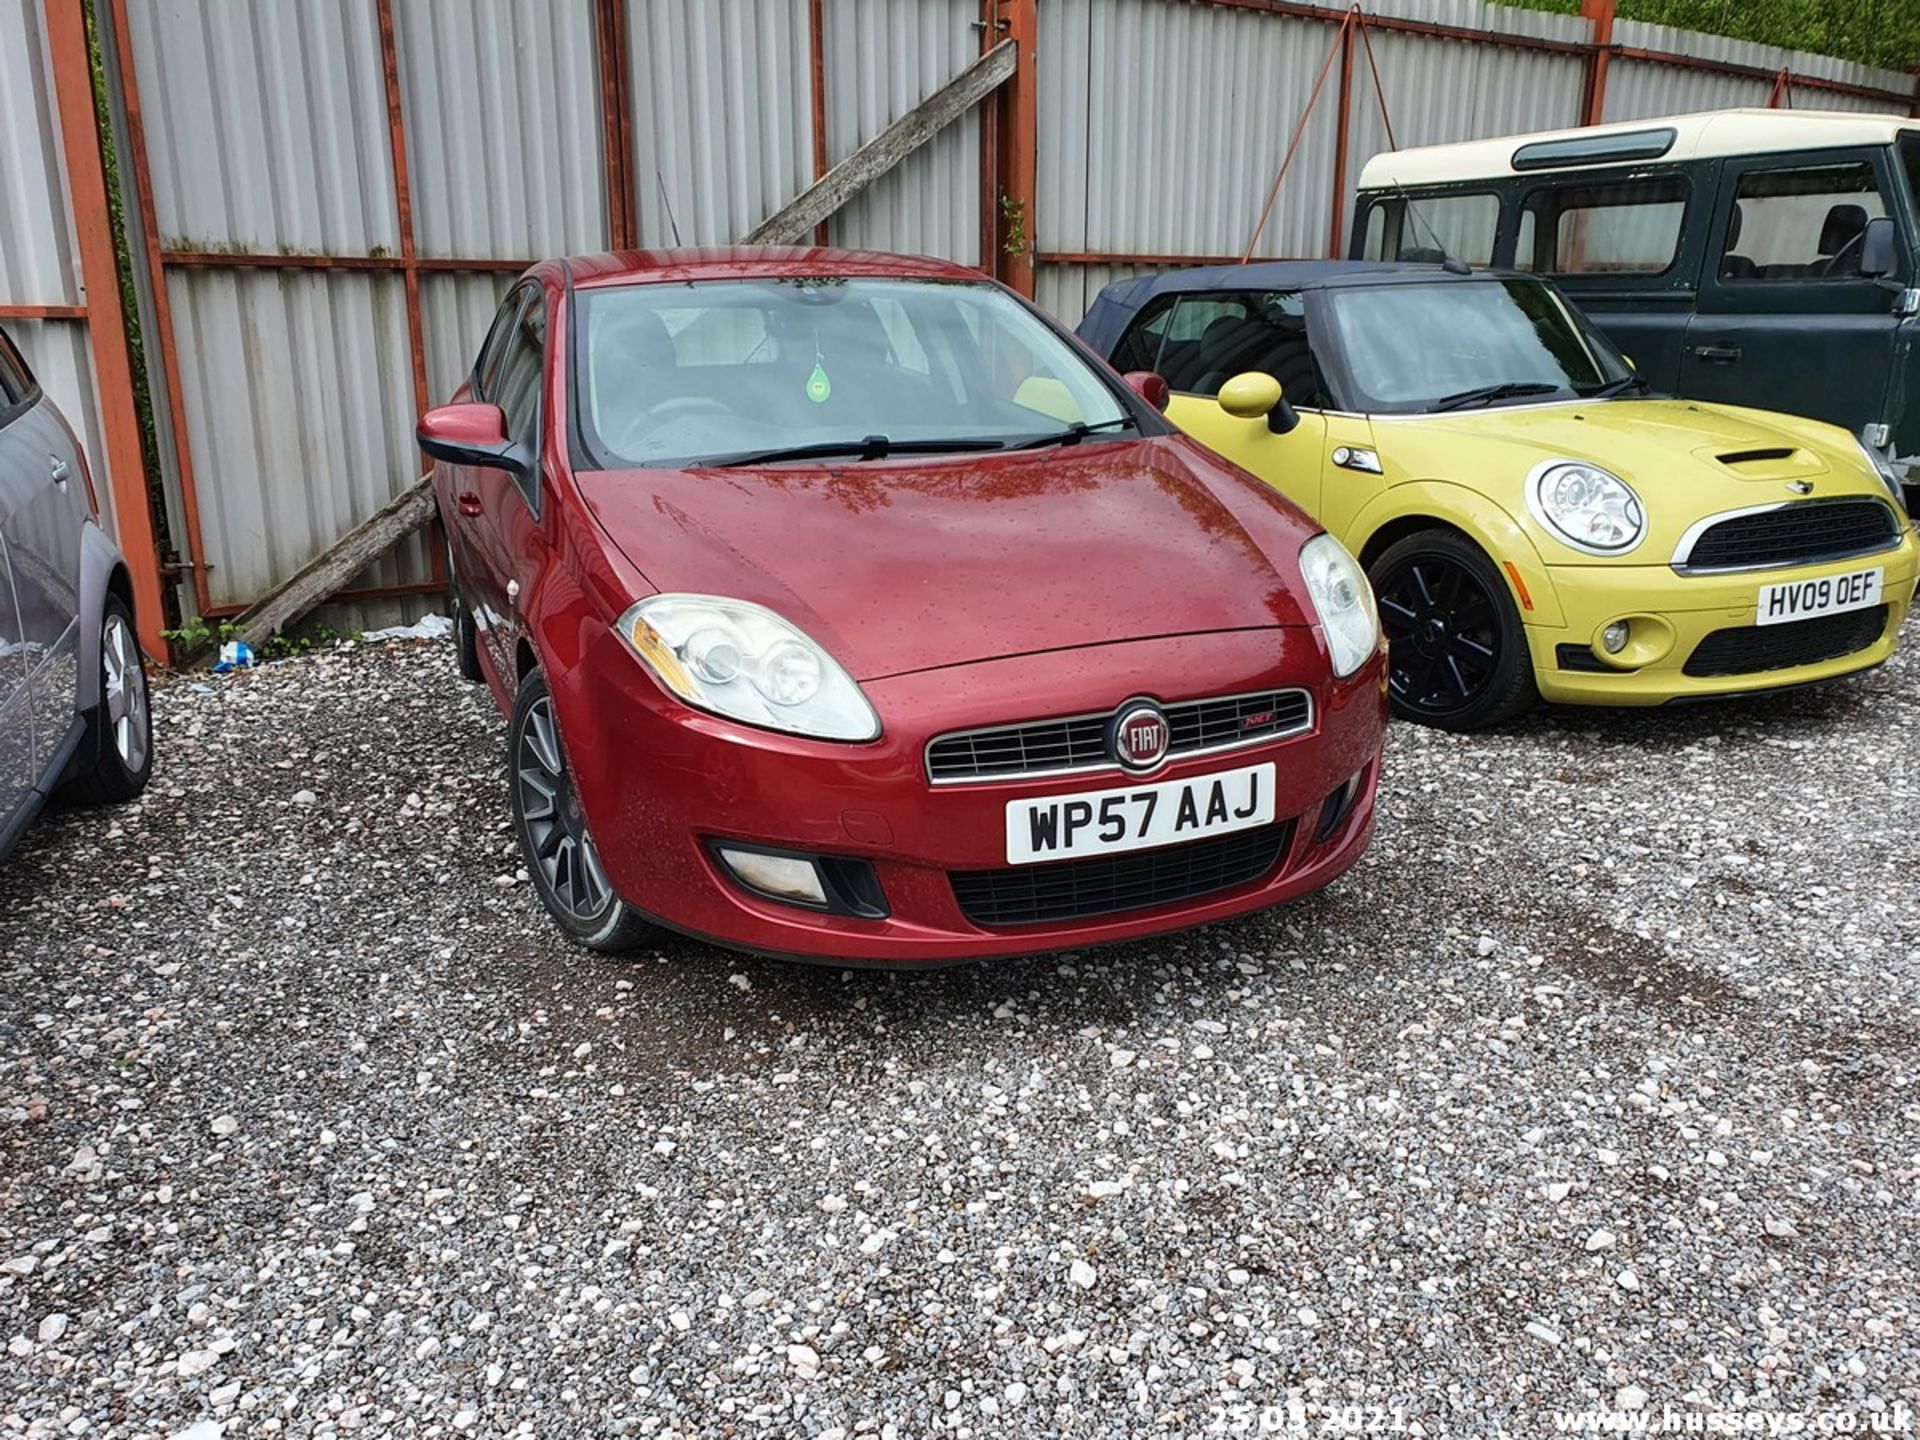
[{"left": 419, "top": 248, "right": 1387, "bottom": 964}]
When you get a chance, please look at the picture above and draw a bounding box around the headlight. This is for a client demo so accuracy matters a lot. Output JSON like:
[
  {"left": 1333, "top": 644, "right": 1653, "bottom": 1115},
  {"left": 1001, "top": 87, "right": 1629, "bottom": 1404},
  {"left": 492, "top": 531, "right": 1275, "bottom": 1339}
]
[
  {"left": 1854, "top": 436, "right": 1907, "bottom": 515},
  {"left": 1299, "top": 533, "right": 1379, "bottom": 679},
  {"left": 1528, "top": 461, "right": 1645, "bottom": 555},
  {"left": 615, "top": 595, "right": 880, "bottom": 741}
]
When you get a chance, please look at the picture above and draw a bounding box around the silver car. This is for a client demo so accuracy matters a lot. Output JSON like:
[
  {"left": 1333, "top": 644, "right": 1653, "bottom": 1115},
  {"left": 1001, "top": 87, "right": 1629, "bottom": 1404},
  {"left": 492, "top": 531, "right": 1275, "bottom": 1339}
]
[{"left": 0, "top": 323, "right": 152, "bottom": 860}]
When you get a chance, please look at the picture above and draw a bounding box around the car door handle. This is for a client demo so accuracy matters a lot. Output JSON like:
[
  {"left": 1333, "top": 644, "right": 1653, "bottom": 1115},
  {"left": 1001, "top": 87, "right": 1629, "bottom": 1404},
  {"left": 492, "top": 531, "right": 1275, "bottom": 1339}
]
[
  {"left": 456, "top": 491, "right": 483, "bottom": 516},
  {"left": 1689, "top": 344, "right": 1742, "bottom": 363},
  {"left": 49, "top": 457, "right": 70, "bottom": 486}
]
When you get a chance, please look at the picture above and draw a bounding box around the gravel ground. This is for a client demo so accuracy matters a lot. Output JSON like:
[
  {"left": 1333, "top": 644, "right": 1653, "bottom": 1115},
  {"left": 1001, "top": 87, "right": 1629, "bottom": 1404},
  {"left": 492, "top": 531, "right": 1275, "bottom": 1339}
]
[{"left": 1, "top": 619, "right": 1916, "bottom": 1439}]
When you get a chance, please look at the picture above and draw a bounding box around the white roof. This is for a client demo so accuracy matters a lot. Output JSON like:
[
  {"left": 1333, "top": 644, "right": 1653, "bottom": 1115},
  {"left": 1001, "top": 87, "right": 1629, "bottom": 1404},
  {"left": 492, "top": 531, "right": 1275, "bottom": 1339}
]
[{"left": 1358, "top": 108, "right": 1920, "bottom": 190}]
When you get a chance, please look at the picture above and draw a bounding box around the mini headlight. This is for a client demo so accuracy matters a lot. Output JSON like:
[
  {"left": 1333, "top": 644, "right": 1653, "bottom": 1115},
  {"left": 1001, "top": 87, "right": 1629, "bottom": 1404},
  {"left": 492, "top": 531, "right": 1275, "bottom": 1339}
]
[
  {"left": 616, "top": 595, "right": 880, "bottom": 741},
  {"left": 1299, "top": 533, "right": 1380, "bottom": 679},
  {"left": 1528, "top": 461, "right": 1646, "bottom": 555},
  {"left": 1854, "top": 436, "right": 1907, "bottom": 515}
]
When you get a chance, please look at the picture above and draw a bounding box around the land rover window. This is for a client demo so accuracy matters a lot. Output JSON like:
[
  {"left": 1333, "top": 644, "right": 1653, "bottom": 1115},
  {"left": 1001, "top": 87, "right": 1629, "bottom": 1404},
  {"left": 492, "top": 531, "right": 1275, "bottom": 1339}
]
[
  {"left": 1360, "top": 193, "right": 1499, "bottom": 266},
  {"left": 1718, "top": 162, "right": 1887, "bottom": 281},
  {"left": 1520, "top": 176, "right": 1689, "bottom": 277}
]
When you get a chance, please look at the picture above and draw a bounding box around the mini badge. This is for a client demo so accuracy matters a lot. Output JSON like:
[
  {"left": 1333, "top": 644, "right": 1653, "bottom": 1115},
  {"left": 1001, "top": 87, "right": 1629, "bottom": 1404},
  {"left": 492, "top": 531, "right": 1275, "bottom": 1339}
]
[{"left": 806, "top": 361, "right": 832, "bottom": 404}]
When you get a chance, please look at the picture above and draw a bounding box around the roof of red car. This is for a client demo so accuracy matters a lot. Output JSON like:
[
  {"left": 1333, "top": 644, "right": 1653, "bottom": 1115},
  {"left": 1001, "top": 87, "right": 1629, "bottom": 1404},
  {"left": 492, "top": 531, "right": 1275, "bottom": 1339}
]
[{"left": 561, "top": 246, "right": 987, "bottom": 288}]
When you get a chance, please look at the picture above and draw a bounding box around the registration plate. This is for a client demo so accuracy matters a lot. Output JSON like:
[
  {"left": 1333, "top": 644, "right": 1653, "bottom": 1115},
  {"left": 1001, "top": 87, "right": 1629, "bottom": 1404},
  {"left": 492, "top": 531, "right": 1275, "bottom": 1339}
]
[
  {"left": 1005, "top": 763, "right": 1276, "bottom": 865},
  {"left": 1755, "top": 566, "right": 1883, "bottom": 626}
]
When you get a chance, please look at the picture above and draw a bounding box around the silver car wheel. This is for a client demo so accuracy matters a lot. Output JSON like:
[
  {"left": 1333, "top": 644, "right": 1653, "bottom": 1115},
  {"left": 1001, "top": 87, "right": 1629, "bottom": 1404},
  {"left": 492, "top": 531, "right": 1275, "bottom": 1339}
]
[{"left": 103, "top": 612, "right": 149, "bottom": 772}]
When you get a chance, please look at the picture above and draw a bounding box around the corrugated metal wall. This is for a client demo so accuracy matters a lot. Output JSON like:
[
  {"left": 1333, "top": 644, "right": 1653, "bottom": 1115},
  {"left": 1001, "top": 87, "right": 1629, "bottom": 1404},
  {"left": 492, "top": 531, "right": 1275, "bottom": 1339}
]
[
  {"left": 1605, "top": 21, "right": 1912, "bottom": 121},
  {"left": 0, "top": 0, "right": 120, "bottom": 538},
  {"left": 87, "top": 0, "right": 1916, "bottom": 633}
]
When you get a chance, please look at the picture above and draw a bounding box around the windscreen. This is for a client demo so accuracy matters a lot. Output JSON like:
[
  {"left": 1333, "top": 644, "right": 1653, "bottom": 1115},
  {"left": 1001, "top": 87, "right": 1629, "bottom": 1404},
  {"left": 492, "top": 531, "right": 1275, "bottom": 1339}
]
[
  {"left": 574, "top": 277, "right": 1130, "bottom": 468},
  {"left": 1323, "top": 277, "right": 1632, "bottom": 413}
]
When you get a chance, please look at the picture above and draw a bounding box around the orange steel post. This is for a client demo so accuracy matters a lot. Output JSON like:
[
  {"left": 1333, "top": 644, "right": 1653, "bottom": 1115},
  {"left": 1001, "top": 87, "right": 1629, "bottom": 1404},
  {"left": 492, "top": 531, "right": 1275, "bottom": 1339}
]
[
  {"left": 1328, "top": 7, "right": 1357, "bottom": 258},
  {"left": 810, "top": 0, "right": 831, "bottom": 245},
  {"left": 1580, "top": 0, "right": 1615, "bottom": 127},
  {"left": 597, "top": 0, "right": 637, "bottom": 248},
  {"left": 43, "top": 0, "right": 167, "bottom": 657},
  {"left": 978, "top": 0, "right": 1003, "bottom": 278},
  {"left": 994, "top": 0, "right": 1038, "bottom": 297},
  {"left": 1767, "top": 67, "right": 1793, "bottom": 108},
  {"left": 107, "top": 0, "right": 213, "bottom": 622}
]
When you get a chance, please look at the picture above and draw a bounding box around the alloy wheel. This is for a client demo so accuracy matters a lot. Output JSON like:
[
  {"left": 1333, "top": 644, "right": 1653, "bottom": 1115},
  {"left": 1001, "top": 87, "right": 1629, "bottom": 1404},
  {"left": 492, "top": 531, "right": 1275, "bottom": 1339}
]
[
  {"left": 514, "top": 695, "right": 614, "bottom": 922},
  {"left": 1374, "top": 553, "right": 1501, "bottom": 717},
  {"left": 103, "top": 612, "right": 150, "bottom": 772}
]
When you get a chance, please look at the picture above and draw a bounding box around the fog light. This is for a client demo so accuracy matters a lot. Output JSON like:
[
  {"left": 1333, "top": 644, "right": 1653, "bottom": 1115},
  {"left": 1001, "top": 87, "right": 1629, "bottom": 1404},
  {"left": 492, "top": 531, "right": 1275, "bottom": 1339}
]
[
  {"left": 1601, "top": 621, "right": 1630, "bottom": 654},
  {"left": 717, "top": 847, "right": 827, "bottom": 906}
]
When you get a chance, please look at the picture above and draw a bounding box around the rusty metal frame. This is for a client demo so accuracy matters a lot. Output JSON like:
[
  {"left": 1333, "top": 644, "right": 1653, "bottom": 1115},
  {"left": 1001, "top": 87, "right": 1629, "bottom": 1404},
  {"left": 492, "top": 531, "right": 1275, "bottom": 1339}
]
[
  {"left": 1580, "top": 0, "right": 1615, "bottom": 126},
  {"left": 38, "top": 0, "right": 168, "bottom": 658},
  {"left": 597, "top": 0, "right": 638, "bottom": 248},
  {"left": 810, "top": 0, "right": 831, "bottom": 245},
  {"left": 991, "top": 0, "right": 1038, "bottom": 296}
]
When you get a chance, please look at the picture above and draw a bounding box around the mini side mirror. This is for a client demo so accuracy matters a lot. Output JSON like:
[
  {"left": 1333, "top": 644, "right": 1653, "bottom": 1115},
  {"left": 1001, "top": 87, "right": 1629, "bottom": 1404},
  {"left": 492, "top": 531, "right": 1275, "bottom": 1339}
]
[
  {"left": 1217, "top": 371, "right": 1300, "bottom": 436},
  {"left": 1861, "top": 216, "right": 1897, "bottom": 279},
  {"left": 418, "top": 402, "right": 530, "bottom": 476},
  {"left": 1122, "top": 371, "right": 1170, "bottom": 412}
]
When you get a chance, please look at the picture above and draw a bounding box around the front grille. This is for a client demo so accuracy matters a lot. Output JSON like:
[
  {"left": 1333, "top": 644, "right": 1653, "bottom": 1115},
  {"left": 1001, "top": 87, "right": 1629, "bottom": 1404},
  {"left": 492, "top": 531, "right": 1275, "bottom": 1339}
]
[
  {"left": 1683, "top": 605, "right": 1888, "bottom": 677},
  {"left": 1680, "top": 501, "right": 1898, "bottom": 572},
  {"left": 950, "top": 823, "right": 1292, "bottom": 927},
  {"left": 926, "top": 690, "right": 1312, "bottom": 783}
]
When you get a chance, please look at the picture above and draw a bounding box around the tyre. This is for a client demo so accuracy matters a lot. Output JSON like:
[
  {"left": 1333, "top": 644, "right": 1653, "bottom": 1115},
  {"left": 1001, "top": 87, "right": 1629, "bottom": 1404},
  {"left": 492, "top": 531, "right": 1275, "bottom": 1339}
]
[
  {"left": 63, "top": 593, "right": 154, "bottom": 804},
  {"left": 1368, "top": 529, "right": 1537, "bottom": 731},
  {"left": 508, "top": 669, "right": 653, "bottom": 952},
  {"left": 441, "top": 521, "right": 483, "bottom": 684}
]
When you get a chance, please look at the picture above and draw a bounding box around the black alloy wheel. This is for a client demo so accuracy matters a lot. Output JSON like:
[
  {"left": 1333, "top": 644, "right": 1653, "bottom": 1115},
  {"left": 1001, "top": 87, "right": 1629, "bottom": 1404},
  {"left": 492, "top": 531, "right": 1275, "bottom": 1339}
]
[
  {"left": 508, "top": 670, "right": 652, "bottom": 951},
  {"left": 1368, "top": 529, "right": 1536, "bottom": 731}
]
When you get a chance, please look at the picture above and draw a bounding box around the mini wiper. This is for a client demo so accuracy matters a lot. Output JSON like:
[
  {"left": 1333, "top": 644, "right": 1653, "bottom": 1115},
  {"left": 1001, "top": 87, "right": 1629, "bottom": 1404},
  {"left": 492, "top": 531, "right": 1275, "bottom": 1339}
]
[
  {"left": 1430, "top": 381, "right": 1566, "bottom": 412},
  {"left": 1011, "top": 415, "right": 1139, "bottom": 449},
  {"left": 708, "top": 435, "right": 1006, "bottom": 467},
  {"left": 1577, "top": 374, "right": 1648, "bottom": 400}
]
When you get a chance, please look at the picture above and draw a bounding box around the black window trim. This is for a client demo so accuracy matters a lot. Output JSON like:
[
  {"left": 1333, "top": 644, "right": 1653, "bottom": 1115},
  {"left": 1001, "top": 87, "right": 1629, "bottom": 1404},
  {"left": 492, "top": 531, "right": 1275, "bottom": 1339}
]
[
  {"left": 1517, "top": 169, "right": 1694, "bottom": 282},
  {"left": 1710, "top": 149, "right": 1902, "bottom": 288},
  {"left": 0, "top": 326, "right": 42, "bottom": 432}
]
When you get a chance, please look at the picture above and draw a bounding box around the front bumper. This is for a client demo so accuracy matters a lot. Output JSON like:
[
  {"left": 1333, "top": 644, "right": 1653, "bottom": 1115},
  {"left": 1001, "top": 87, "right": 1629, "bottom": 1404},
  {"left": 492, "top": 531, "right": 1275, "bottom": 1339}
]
[
  {"left": 1524, "top": 533, "right": 1918, "bottom": 706},
  {"left": 551, "top": 627, "right": 1388, "bottom": 963}
]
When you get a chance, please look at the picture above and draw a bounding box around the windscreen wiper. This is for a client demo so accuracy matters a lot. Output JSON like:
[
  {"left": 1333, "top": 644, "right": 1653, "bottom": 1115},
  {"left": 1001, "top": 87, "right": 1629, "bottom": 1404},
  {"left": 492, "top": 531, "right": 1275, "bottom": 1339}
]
[
  {"left": 1011, "top": 415, "right": 1139, "bottom": 450},
  {"left": 1431, "top": 381, "right": 1566, "bottom": 412},
  {"left": 1577, "top": 374, "right": 1649, "bottom": 400},
  {"left": 708, "top": 435, "right": 1007, "bottom": 467}
]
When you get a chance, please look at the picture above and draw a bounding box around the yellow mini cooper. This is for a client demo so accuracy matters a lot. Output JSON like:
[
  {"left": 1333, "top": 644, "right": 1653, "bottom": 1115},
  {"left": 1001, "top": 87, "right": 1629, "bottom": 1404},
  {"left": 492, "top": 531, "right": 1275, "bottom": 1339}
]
[{"left": 1079, "top": 262, "right": 1917, "bottom": 729}]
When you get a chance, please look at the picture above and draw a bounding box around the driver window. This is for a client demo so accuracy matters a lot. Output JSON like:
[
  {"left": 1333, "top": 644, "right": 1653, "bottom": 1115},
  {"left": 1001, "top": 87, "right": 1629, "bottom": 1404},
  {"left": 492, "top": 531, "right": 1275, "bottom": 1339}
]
[
  {"left": 1719, "top": 162, "right": 1886, "bottom": 282},
  {"left": 473, "top": 285, "right": 531, "bottom": 400},
  {"left": 494, "top": 301, "right": 546, "bottom": 453},
  {"left": 1161, "top": 291, "right": 1324, "bottom": 406}
]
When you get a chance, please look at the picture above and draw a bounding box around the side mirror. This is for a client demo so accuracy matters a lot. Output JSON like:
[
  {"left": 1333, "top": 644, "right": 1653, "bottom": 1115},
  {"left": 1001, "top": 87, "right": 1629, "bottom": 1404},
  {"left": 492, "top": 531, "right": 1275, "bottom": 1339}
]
[
  {"left": 418, "top": 403, "right": 529, "bottom": 476},
  {"left": 1217, "top": 371, "right": 1300, "bottom": 436},
  {"left": 1861, "top": 216, "right": 1897, "bottom": 278},
  {"left": 1122, "top": 370, "right": 1170, "bottom": 412}
]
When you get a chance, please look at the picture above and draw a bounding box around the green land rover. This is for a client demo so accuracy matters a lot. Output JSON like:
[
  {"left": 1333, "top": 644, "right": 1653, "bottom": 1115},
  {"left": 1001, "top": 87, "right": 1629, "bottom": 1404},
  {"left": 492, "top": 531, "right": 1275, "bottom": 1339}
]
[{"left": 1352, "top": 109, "right": 1920, "bottom": 508}]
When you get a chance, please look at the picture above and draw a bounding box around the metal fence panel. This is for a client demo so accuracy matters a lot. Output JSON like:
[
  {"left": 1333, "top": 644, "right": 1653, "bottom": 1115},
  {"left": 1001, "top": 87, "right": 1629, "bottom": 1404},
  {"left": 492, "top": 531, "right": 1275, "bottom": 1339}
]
[
  {"left": 397, "top": 0, "right": 608, "bottom": 261},
  {"left": 164, "top": 267, "right": 425, "bottom": 609},
  {"left": 627, "top": 0, "right": 814, "bottom": 247},
  {"left": 126, "top": 0, "right": 399, "bottom": 256},
  {"left": 823, "top": 0, "right": 980, "bottom": 264}
]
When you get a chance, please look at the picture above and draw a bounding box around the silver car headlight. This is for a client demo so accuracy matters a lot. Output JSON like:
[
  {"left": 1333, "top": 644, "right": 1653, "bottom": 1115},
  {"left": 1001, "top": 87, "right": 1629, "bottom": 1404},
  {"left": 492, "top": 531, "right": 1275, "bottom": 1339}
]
[
  {"left": 1854, "top": 436, "right": 1908, "bottom": 515},
  {"left": 1299, "top": 533, "right": 1379, "bottom": 679},
  {"left": 616, "top": 595, "right": 880, "bottom": 741},
  {"left": 1528, "top": 460, "right": 1646, "bottom": 555}
]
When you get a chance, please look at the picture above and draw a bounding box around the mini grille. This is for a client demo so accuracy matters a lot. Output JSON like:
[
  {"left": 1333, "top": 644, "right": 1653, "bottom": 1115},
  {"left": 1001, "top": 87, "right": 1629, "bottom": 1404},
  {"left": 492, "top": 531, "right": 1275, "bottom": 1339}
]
[
  {"left": 926, "top": 690, "right": 1312, "bottom": 782},
  {"left": 950, "top": 823, "right": 1293, "bottom": 927},
  {"left": 1683, "top": 605, "right": 1888, "bottom": 678},
  {"left": 1681, "top": 502, "right": 1897, "bottom": 571}
]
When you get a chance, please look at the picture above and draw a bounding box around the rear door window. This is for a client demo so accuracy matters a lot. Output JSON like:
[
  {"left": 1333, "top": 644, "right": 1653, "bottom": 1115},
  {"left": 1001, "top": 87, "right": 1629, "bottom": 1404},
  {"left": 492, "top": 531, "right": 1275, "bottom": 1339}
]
[
  {"left": 1717, "top": 160, "right": 1887, "bottom": 282},
  {"left": 1361, "top": 193, "right": 1500, "bottom": 266},
  {"left": 1519, "top": 175, "right": 1689, "bottom": 276},
  {"left": 0, "top": 329, "right": 34, "bottom": 427}
]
